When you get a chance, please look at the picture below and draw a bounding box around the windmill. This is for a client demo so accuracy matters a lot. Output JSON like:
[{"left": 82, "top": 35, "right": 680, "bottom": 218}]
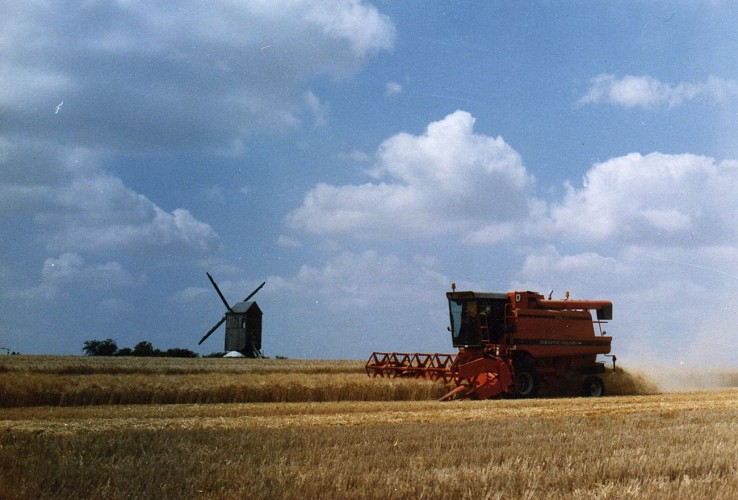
[{"left": 198, "top": 273, "right": 266, "bottom": 358}]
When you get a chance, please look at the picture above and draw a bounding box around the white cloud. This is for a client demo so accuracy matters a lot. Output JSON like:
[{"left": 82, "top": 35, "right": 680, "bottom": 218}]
[
  {"left": 40, "top": 177, "right": 219, "bottom": 254},
  {"left": 301, "top": 0, "right": 395, "bottom": 57},
  {"left": 260, "top": 250, "right": 452, "bottom": 356},
  {"left": 7, "top": 252, "right": 141, "bottom": 300},
  {"left": 273, "top": 251, "right": 445, "bottom": 309},
  {"left": 304, "top": 90, "right": 329, "bottom": 127},
  {"left": 287, "top": 110, "right": 536, "bottom": 239},
  {"left": 549, "top": 152, "right": 738, "bottom": 245},
  {"left": 276, "top": 235, "right": 303, "bottom": 248},
  {"left": 519, "top": 246, "right": 620, "bottom": 282},
  {"left": 0, "top": 64, "right": 72, "bottom": 108},
  {"left": 0, "top": 0, "right": 395, "bottom": 151},
  {"left": 171, "top": 286, "right": 211, "bottom": 304},
  {"left": 0, "top": 147, "right": 220, "bottom": 255},
  {"left": 579, "top": 74, "right": 738, "bottom": 109},
  {"left": 281, "top": 114, "right": 738, "bottom": 365},
  {"left": 385, "top": 81, "right": 403, "bottom": 96},
  {"left": 289, "top": 115, "right": 738, "bottom": 248},
  {"left": 42, "top": 253, "right": 87, "bottom": 283}
]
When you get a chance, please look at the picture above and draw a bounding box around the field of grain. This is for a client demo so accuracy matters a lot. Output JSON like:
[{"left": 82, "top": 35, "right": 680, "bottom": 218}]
[
  {"left": 1, "top": 356, "right": 736, "bottom": 499},
  {"left": 0, "top": 355, "right": 670, "bottom": 407},
  {"left": 0, "top": 356, "right": 448, "bottom": 406}
]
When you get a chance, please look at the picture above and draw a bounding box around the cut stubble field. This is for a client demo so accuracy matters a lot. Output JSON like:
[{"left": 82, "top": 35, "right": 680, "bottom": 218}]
[{"left": 0, "top": 356, "right": 736, "bottom": 499}]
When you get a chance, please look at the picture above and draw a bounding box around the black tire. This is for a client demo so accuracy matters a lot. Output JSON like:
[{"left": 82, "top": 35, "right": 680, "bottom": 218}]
[
  {"left": 582, "top": 376, "right": 605, "bottom": 397},
  {"left": 515, "top": 365, "right": 539, "bottom": 398}
]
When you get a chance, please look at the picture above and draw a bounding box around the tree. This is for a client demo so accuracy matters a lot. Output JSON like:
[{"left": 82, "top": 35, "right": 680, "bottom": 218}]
[
  {"left": 82, "top": 338, "right": 118, "bottom": 356},
  {"left": 165, "top": 348, "right": 198, "bottom": 358},
  {"left": 132, "top": 341, "right": 155, "bottom": 357}
]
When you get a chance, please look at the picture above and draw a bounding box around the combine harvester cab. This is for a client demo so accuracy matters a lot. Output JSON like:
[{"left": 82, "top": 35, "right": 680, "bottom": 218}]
[{"left": 366, "top": 286, "right": 614, "bottom": 400}]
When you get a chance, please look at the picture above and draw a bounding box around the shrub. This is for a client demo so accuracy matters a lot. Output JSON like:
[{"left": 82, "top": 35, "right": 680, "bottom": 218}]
[
  {"left": 82, "top": 339, "right": 118, "bottom": 356},
  {"left": 165, "top": 348, "right": 198, "bottom": 358},
  {"left": 132, "top": 341, "right": 155, "bottom": 357}
]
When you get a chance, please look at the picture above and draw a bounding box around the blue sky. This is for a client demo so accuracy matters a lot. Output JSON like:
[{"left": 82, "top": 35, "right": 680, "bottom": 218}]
[{"left": 2, "top": 1, "right": 738, "bottom": 366}]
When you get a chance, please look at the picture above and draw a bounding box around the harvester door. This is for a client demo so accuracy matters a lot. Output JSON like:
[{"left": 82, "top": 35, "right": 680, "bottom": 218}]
[{"left": 449, "top": 299, "right": 481, "bottom": 348}]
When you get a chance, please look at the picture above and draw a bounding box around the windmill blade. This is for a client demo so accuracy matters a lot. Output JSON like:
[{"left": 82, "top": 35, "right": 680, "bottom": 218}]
[
  {"left": 242, "top": 281, "right": 266, "bottom": 303},
  {"left": 207, "top": 272, "right": 234, "bottom": 313},
  {"left": 198, "top": 316, "right": 226, "bottom": 345}
]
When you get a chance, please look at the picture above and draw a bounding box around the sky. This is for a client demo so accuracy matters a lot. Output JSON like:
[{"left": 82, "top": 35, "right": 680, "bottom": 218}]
[{"left": 2, "top": 1, "right": 738, "bottom": 366}]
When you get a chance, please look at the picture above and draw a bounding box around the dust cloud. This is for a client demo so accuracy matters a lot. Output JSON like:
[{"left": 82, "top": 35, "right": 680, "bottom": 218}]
[
  {"left": 602, "top": 367, "right": 659, "bottom": 395},
  {"left": 604, "top": 365, "right": 738, "bottom": 395}
]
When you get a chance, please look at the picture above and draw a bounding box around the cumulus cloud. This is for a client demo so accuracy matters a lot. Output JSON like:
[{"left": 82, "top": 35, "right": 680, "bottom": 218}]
[
  {"left": 287, "top": 110, "right": 536, "bottom": 239},
  {"left": 23, "top": 176, "right": 217, "bottom": 254},
  {"left": 41, "top": 253, "right": 140, "bottom": 287},
  {"left": 385, "top": 81, "right": 403, "bottom": 96},
  {"left": 300, "top": 0, "right": 395, "bottom": 57},
  {"left": 517, "top": 245, "right": 624, "bottom": 288},
  {"left": 0, "top": 0, "right": 395, "bottom": 151},
  {"left": 171, "top": 285, "right": 211, "bottom": 304},
  {"left": 269, "top": 250, "right": 448, "bottom": 310},
  {"left": 255, "top": 250, "right": 453, "bottom": 356},
  {"left": 0, "top": 147, "right": 220, "bottom": 256},
  {"left": 276, "top": 235, "right": 303, "bottom": 248},
  {"left": 304, "top": 90, "right": 330, "bottom": 127},
  {"left": 579, "top": 74, "right": 738, "bottom": 109},
  {"left": 7, "top": 252, "right": 141, "bottom": 300},
  {"left": 287, "top": 113, "right": 738, "bottom": 255},
  {"left": 549, "top": 152, "right": 738, "bottom": 245}
]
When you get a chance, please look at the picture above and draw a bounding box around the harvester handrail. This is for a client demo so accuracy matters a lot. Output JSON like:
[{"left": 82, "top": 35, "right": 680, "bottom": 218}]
[{"left": 593, "top": 319, "right": 608, "bottom": 336}]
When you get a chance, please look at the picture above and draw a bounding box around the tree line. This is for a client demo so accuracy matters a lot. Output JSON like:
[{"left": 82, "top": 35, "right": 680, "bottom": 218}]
[{"left": 82, "top": 339, "right": 220, "bottom": 358}]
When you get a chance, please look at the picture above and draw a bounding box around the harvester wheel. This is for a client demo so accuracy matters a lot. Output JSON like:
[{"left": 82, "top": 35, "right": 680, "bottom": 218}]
[
  {"left": 582, "top": 376, "right": 605, "bottom": 397},
  {"left": 515, "top": 366, "right": 539, "bottom": 398}
]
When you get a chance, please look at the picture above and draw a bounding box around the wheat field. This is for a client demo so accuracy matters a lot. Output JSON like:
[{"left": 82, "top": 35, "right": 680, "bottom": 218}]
[{"left": 0, "top": 356, "right": 736, "bottom": 499}]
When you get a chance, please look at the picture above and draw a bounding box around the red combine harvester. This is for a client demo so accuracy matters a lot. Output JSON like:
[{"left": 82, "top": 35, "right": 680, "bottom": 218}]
[{"left": 366, "top": 285, "right": 615, "bottom": 400}]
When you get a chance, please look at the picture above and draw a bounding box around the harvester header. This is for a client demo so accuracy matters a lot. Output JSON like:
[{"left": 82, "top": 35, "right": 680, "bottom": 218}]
[{"left": 366, "top": 287, "right": 615, "bottom": 400}]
